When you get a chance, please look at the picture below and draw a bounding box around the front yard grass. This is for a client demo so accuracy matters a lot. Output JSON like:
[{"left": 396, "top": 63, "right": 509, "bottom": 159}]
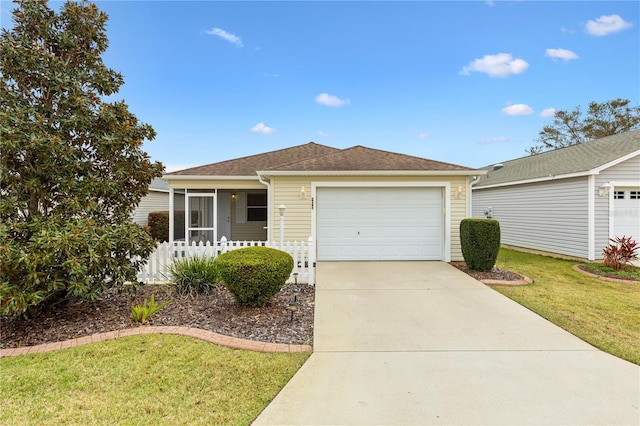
[
  {"left": 493, "top": 249, "right": 640, "bottom": 365},
  {"left": 0, "top": 334, "right": 310, "bottom": 425}
]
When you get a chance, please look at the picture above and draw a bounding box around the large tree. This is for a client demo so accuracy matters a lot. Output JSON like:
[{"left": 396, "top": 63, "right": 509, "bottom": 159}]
[
  {"left": 527, "top": 98, "right": 640, "bottom": 155},
  {"left": 0, "top": 0, "right": 163, "bottom": 317}
]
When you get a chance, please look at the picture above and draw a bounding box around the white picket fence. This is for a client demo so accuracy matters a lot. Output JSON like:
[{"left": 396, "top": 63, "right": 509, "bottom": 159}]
[{"left": 136, "top": 236, "right": 315, "bottom": 285}]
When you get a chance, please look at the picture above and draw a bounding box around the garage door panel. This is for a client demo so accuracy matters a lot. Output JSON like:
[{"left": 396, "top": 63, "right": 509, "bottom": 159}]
[{"left": 317, "top": 187, "right": 443, "bottom": 261}]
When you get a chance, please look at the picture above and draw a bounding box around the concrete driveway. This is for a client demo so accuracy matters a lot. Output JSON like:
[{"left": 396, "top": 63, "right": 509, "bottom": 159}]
[{"left": 254, "top": 262, "right": 640, "bottom": 425}]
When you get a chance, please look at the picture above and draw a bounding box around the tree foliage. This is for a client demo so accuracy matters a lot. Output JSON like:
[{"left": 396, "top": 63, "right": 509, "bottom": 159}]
[
  {"left": 0, "top": 0, "right": 163, "bottom": 317},
  {"left": 527, "top": 98, "right": 640, "bottom": 155}
]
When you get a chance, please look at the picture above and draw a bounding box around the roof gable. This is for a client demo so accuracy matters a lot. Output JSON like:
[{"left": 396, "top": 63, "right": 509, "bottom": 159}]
[
  {"left": 474, "top": 130, "right": 640, "bottom": 188},
  {"left": 266, "top": 145, "right": 474, "bottom": 172},
  {"left": 167, "top": 142, "right": 339, "bottom": 176}
]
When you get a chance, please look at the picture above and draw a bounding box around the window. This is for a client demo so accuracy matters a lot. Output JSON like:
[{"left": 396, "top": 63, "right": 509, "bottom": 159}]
[
  {"left": 614, "top": 191, "right": 625, "bottom": 200},
  {"left": 247, "top": 193, "right": 267, "bottom": 221},
  {"left": 631, "top": 191, "right": 639, "bottom": 200}
]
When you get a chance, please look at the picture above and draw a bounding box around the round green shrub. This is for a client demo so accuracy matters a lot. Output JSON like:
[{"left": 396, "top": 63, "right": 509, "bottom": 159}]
[
  {"left": 167, "top": 255, "right": 221, "bottom": 296},
  {"left": 216, "top": 247, "right": 293, "bottom": 307},
  {"left": 460, "top": 218, "right": 501, "bottom": 272}
]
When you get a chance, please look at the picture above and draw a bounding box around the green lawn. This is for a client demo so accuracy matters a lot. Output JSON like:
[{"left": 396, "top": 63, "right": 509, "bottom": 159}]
[
  {"left": 493, "top": 249, "right": 640, "bottom": 365},
  {"left": 0, "top": 335, "right": 310, "bottom": 425}
]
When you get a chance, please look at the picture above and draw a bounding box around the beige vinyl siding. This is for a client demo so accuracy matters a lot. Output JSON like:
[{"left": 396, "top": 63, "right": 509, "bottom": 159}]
[
  {"left": 473, "top": 177, "right": 590, "bottom": 259},
  {"left": 133, "top": 191, "right": 169, "bottom": 226},
  {"left": 271, "top": 175, "right": 470, "bottom": 261},
  {"left": 594, "top": 155, "right": 640, "bottom": 257}
]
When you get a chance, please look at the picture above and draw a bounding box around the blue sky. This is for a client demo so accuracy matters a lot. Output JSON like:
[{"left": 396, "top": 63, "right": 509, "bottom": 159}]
[{"left": 2, "top": 1, "right": 638, "bottom": 171}]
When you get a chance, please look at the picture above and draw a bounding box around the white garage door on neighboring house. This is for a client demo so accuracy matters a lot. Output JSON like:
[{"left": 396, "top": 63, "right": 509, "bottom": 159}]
[
  {"left": 613, "top": 188, "right": 640, "bottom": 241},
  {"left": 316, "top": 187, "right": 443, "bottom": 261}
]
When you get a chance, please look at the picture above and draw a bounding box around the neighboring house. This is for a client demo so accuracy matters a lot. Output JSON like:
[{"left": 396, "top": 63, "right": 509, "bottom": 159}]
[
  {"left": 132, "top": 178, "right": 185, "bottom": 227},
  {"left": 472, "top": 130, "right": 640, "bottom": 261},
  {"left": 163, "top": 142, "right": 484, "bottom": 262}
]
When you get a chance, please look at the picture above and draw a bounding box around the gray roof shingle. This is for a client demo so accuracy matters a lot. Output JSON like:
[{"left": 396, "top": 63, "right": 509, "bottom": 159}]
[
  {"left": 474, "top": 130, "right": 640, "bottom": 188},
  {"left": 166, "top": 142, "right": 475, "bottom": 176},
  {"left": 265, "top": 145, "right": 474, "bottom": 172}
]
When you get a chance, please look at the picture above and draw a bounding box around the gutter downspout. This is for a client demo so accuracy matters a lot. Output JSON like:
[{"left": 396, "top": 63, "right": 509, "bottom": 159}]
[
  {"left": 469, "top": 175, "right": 480, "bottom": 217},
  {"left": 257, "top": 173, "right": 272, "bottom": 241}
]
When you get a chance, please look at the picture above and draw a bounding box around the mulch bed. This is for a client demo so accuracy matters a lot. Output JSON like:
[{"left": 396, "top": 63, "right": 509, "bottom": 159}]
[
  {"left": 1, "top": 265, "right": 525, "bottom": 350},
  {"left": 574, "top": 264, "right": 640, "bottom": 282},
  {"left": 452, "top": 264, "right": 526, "bottom": 282},
  {"left": 1, "top": 282, "right": 314, "bottom": 349}
]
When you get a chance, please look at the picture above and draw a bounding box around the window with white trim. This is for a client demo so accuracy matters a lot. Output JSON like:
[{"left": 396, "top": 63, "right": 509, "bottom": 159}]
[
  {"left": 247, "top": 193, "right": 267, "bottom": 221},
  {"left": 614, "top": 190, "right": 625, "bottom": 200}
]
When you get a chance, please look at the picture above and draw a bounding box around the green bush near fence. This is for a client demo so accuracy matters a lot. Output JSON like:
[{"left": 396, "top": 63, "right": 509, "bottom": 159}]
[
  {"left": 167, "top": 255, "right": 221, "bottom": 296},
  {"left": 216, "top": 247, "right": 293, "bottom": 307},
  {"left": 460, "top": 218, "right": 501, "bottom": 271},
  {"left": 148, "top": 211, "right": 185, "bottom": 242}
]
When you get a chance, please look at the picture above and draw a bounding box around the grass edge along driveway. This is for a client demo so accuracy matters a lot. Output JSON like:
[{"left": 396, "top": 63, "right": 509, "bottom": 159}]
[
  {"left": 0, "top": 334, "right": 310, "bottom": 425},
  {"left": 493, "top": 248, "right": 640, "bottom": 366}
]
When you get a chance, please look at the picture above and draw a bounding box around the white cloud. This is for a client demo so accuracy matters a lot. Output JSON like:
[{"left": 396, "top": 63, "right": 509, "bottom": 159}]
[
  {"left": 545, "top": 48, "right": 579, "bottom": 61},
  {"left": 205, "top": 27, "right": 243, "bottom": 47},
  {"left": 485, "top": 1, "right": 495, "bottom": 6},
  {"left": 417, "top": 132, "right": 431, "bottom": 139},
  {"left": 585, "top": 14, "right": 632, "bottom": 36},
  {"left": 315, "top": 93, "right": 350, "bottom": 107},
  {"left": 502, "top": 104, "right": 534, "bottom": 115},
  {"left": 251, "top": 122, "right": 276, "bottom": 135},
  {"left": 540, "top": 108, "right": 556, "bottom": 117},
  {"left": 460, "top": 53, "right": 529, "bottom": 77},
  {"left": 561, "top": 26, "right": 576, "bottom": 34},
  {"left": 317, "top": 130, "right": 329, "bottom": 137},
  {"left": 481, "top": 136, "right": 509, "bottom": 144}
]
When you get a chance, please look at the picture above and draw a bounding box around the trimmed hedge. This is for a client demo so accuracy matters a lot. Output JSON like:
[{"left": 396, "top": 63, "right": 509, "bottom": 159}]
[
  {"left": 216, "top": 246, "right": 293, "bottom": 307},
  {"left": 460, "top": 218, "right": 501, "bottom": 272},
  {"left": 147, "top": 211, "right": 186, "bottom": 242}
]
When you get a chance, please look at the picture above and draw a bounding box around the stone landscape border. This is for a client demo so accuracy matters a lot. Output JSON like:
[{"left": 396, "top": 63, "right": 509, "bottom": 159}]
[
  {"left": 480, "top": 275, "right": 533, "bottom": 286},
  {"left": 0, "top": 326, "right": 313, "bottom": 358}
]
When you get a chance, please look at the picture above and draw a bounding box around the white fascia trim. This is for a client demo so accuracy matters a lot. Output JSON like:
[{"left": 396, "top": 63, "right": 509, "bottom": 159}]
[
  {"left": 162, "top": 175, "right": 259, "bottom": 181},
  {"left": 149, "top": 188, "right": 170, "bottom": 193},
  {"left": 310, "top": 181, "right": 452, "bottom": 262},
  {"left": 257, "top": 170, "right": 485, "bottom": 177},
  {"left": 592, "top": 150, "right": 640, "bottom": 174},
  {"left": 473, "top": 170, "right": 595, "bottom": 190},
  {"left": 608, "top": 181, "right": 640, "bottom": 188}
]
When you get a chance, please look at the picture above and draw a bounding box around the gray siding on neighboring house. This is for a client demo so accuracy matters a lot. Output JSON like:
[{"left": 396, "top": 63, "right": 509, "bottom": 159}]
[
  {"left": 133, "top": 191, "right": 170, "bottom": 226},
  {"left": 472, "top": 177, "right": 590, "bottom": 258},
  {"left": 594, "top": 155, "right": 640, "bottom": 256}
]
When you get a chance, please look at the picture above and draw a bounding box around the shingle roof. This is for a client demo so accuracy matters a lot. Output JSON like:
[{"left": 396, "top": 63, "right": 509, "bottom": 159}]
[
  {"left": 474, "top": 130, "right": 640, "bottom": 188},
  {"left": 167, "top": 142, "right": 340, "bottom": 176},
  {"left": 167, "top": 142, "right": 476, "bottom": 176},
  {"left": 265, "top": 145, "right": 474, "bottom": 172}
]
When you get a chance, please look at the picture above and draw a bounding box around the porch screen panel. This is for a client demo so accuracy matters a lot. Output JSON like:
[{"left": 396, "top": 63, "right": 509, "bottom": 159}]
[{"left": 188, "top": 195, "right": 215, "bottom": 244}]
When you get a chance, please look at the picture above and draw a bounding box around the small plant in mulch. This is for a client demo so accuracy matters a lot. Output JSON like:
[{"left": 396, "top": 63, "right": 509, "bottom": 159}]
[
  {"left": 131, "top": 295, "right": 171, "bottom": 324},
  {"left": 166, "top": 255, "right": 222, "bottom": 296},
  {"left": 578, "top": 263, "right": 640, "bottom": 282},
  {"left": 602, "top": 236, "right": 639, "bottom": 271}
]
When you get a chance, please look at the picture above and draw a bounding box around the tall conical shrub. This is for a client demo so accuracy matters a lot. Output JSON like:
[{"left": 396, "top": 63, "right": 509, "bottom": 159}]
[{"left": 460, "top": 219, "right": 501, "bottom": 271}]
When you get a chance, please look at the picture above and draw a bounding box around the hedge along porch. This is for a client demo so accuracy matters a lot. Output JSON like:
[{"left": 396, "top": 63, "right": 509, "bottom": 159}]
[{"left": 163, "top": 142, "right": 484, "bottom": 262}]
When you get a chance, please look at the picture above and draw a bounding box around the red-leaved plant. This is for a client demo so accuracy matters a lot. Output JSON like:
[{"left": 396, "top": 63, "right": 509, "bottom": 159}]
[{"left": 602, "top": 236, "right": 639, "bottom": 270}]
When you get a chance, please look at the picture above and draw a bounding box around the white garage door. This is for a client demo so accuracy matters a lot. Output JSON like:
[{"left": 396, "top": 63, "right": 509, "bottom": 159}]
[
  {"left": 316, "top": 187, "right": 443, "bottom": 261},
  {"left": 613, "top": 188, "right": 640, "bottom": 240}
]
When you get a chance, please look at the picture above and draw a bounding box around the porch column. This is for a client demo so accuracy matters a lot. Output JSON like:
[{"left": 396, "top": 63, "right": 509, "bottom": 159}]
[{"left": 169, "top": 187, "right": 174, "bottom": 244}]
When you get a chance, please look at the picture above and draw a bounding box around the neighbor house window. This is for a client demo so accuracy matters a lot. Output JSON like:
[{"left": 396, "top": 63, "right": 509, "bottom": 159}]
[
  {"left": 614, "top": 191, "right": 625, "bottom": 199},
  {"left": 630, "top": 191, "right": 639, "bottom": 200},
  {"left": 247, "top": 193, "right": 267, "bottom": 221}
]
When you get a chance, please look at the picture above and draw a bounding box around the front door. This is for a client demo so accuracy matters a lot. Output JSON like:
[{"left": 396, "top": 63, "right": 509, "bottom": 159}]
[{"left": 217, "top": 192, "right": 231, "bottom": 240}]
